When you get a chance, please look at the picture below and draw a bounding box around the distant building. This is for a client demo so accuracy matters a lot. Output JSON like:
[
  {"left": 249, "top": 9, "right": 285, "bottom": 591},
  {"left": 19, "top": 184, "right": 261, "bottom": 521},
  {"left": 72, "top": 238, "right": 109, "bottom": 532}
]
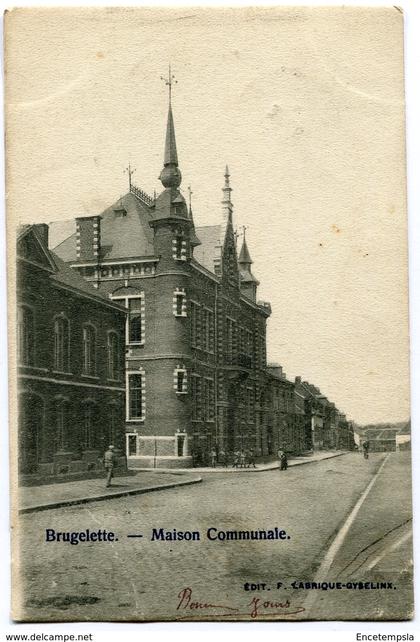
[
  {"left": 294, "top": 377, "right": 354, "bottom": 451},
  {"left": 396, "top": 433, "right": 411, "bottom": 451},
  {"left": 364, "top": 428, "right": 398, "bottom": 452},
  {"left": 17, "top": 224, "right": 126, "bottom": 480},
  {"left": 266, "top": 364, "right": 306, "bottom": 455}
]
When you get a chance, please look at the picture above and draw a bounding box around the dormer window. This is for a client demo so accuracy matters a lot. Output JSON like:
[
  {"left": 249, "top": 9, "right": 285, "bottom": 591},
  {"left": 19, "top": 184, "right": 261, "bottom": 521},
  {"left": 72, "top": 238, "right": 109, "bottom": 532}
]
[{"left": 172, "top": 236, "right": 187, "bottom": 261}]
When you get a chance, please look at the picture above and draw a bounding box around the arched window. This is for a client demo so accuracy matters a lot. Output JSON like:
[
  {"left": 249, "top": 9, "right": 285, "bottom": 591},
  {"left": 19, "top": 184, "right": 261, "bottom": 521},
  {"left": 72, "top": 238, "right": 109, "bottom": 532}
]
[
  {"left": 82, "top": 402, "right": 96, "bottom": 450},
  {"left": 55, "top": 397, "right": 69, "bottom": 452},
  {"left": 82, "top": 324, "right": 96, "bottom": 376},
  {"left": 54, "top": 315, "right": 70, "bottom": 372},
  {"left": 128, "top": 298, "right": 142, "bottom": 343},
  {"left": 107, "top": 332, "right": 119, "bottom": 380},
  {"left": 107, "top": 402, "right": 120, "bottom": 447},
  {"left": 17, "top": 305, "right": 35, "bottom": 366}
]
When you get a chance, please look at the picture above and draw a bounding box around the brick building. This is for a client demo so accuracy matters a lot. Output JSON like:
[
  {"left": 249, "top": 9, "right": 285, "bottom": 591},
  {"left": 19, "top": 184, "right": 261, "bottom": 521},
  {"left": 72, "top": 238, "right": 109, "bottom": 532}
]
[
  {"left": 51, "top": 95, "right": 283, "bottom": 468},
  {"left": 50, "top": 92, "right": 354, "bottom": 467},
  {"left": 294, "top": 377, "right": 354, "bottom": 451},
  {"left": 17, "top": 224, "right": 126, "bottom": 480},
  {"left": 266, "top": 364, "right": 306, "bottom": 456}
]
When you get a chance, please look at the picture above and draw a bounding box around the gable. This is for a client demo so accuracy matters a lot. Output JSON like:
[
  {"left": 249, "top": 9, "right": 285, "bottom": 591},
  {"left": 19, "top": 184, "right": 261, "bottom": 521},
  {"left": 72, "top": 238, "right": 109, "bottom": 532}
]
[{"left": 17, "top": 227, "right": 56, "bottom": 273}]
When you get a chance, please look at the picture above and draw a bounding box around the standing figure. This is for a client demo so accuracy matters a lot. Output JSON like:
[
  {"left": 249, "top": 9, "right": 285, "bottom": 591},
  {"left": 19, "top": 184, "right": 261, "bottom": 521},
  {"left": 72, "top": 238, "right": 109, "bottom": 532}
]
[
  {"left": 247, "top": 448, "right": 257, "bottom": 468},
  {"left": 103, "top": 445, "right": 116, "bottom": 488},
  {"left": 219, "top": 449, "right": 227, "bottom": 467},
  {"left": 278, "top": 449, "right": 288, "bottom": 471},
  {"left": 240, "top": 450, "right": 246, "bottom": 468},
  {"left": 362, "top": 440, "right": 370, "bottom": 459},
  {"left": 280, "top": 451, "right": 288, "bottom": 470},
  {"left": 210, "top": 448, "right": 217, "bottom": 468}
]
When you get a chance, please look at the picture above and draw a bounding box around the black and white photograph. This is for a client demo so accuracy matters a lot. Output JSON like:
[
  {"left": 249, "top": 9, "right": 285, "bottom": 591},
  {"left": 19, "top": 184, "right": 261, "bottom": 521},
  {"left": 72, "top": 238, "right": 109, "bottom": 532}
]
[{"left": 5, "top": 6, "right": 413, "bottom": 623}]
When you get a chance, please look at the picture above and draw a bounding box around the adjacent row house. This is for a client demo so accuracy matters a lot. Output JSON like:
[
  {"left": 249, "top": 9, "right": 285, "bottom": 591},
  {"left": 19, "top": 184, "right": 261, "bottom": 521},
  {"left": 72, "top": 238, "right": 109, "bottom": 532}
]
[{"left": 17, "top": 225, "right": 127, "bottom": 480}]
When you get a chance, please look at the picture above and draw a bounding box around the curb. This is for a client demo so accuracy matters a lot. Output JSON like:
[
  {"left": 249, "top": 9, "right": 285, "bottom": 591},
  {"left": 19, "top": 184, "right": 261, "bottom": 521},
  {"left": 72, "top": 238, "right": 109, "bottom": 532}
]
[
  {"left": 20, "top": 476, "right": 203, "bottom": 514},
  {"left": 131, "top": 451, "right": 350, "bottom": 474}
]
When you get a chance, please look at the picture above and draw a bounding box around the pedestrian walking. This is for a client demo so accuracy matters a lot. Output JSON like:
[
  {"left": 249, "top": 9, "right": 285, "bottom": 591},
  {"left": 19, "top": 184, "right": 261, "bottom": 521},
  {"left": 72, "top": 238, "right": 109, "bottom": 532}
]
[
  {"left": 233, "top": 450, "right": 240, "bottom": 468},
  {"left": 103, "top": 445, "right": 116, "bottom": 488},
  {"left": 239, "top": 449, "right": 246, "bottom": 468}
]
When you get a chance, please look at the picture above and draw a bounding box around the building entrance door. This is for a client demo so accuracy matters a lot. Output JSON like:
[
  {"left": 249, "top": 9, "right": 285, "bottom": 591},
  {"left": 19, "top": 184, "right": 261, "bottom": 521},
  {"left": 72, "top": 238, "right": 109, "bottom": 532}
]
[{"left": 227, "top": 384, "right": 238, "bottom": 454}]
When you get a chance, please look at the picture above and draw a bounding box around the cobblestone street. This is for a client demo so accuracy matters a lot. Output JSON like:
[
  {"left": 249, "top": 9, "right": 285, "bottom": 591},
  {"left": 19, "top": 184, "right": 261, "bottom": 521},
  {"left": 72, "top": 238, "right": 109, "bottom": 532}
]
[{"left": 16, "top": 452, "right": 412, "bottom": 622}]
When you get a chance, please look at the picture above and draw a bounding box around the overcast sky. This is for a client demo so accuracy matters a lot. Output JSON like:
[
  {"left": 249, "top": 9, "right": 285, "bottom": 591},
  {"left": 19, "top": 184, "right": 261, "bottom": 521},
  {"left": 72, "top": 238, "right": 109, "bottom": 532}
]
[{"left": 6, "top": 7, "right": 409, "bottom": 424}]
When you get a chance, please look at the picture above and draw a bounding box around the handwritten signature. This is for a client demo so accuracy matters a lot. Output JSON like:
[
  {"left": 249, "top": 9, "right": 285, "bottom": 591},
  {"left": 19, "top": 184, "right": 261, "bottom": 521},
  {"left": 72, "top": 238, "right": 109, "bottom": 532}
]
[{"left": 176, "top": 587, "right": 305, "bottom": 620}]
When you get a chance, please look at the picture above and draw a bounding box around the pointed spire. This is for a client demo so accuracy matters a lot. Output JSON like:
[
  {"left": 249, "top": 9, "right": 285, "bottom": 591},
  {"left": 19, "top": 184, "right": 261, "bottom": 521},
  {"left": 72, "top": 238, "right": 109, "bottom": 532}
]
[
  {"left": 163, "top": 105, "right": 179, "bottom": 167},
  {"left": 239, "top": 228, "right": 253, "bottom": 265},
  {"left": 159, "top": 66, "right": 182, "bottom": 189}
]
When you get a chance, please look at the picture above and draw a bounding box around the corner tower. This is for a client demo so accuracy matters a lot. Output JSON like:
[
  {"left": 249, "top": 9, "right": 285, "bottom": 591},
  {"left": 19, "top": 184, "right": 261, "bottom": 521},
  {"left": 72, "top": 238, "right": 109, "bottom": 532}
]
[
  {"left": 151, "top": 67, "right": 199, "bottom": 269},
  {"left": 144, "top": 68, "right": 197, "bottom": 468},
  {"left": 238, "top": 229, "right": 259, "bottom": 302}
]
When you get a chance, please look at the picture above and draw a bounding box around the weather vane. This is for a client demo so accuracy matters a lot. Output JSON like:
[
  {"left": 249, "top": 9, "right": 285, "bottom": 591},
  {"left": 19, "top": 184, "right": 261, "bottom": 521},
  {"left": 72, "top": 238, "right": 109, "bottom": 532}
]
[
  {"left": 124, "top": 162, "right": 136, "bottom": 190},
  {"left": 161, "top": 64, "right": 177, "bottom": 104}
]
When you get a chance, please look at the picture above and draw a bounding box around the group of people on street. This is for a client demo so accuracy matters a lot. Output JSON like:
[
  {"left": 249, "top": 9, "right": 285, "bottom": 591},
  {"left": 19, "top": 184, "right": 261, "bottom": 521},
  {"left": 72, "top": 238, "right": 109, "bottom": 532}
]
[
  {"left": 208, "top": 448, "right": 257, "bottom": 468},
  {"left": 196, "top": 446, "right": 289, "bottom": 470},
  {"left": 102, "top": 443, "right": 290, "bottom": 485}
]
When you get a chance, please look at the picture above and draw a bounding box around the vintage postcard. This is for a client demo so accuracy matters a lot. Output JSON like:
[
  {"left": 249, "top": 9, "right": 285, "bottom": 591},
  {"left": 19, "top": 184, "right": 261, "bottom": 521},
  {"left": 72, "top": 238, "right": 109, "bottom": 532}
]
[{"left": 5, "top": 6, "right": 412, "bottom": 622}]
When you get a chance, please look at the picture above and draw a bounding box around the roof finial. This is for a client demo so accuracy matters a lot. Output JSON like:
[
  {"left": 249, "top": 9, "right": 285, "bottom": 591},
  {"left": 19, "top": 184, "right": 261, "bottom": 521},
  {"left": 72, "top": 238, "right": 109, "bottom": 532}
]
[
  {"left": 222, "top": 165, "right": 233, "bottom": 206},
  {"left": 242, "top": 224, "right": 248, "bottom": 240},
  {"left": 161, "top": 64, "right": 177, "bottom": 105},
  {"left": 124, "top": 162, "right": 136, "bottom": 191},
  {"left": 188, "top": 185, "right": 193, "bottom": 214}
]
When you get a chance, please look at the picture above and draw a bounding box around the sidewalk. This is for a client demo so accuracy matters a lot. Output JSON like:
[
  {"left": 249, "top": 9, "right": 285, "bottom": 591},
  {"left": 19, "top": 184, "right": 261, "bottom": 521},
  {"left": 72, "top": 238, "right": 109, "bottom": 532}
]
[
  {"left": 19, "top": 471, "right": 202, "bottom": 514},
  {"left": 133, "top": 449, "right": 350, "bottom": 473},
  {"left": 18, "top": 451, "right": 349, "bottom": 513}
]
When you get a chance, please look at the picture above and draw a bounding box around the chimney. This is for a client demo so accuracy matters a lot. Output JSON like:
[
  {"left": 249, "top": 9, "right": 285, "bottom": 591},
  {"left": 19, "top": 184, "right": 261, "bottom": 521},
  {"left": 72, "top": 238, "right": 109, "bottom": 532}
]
[
  {"left": 267, "top": 363, "right": 283, "bottom": 379},
  {"left": 34, "top": 223, "right": 49, "bottom": 248},
  {"left": 76, "top": 216, "right": 101, "bottom": 261}
]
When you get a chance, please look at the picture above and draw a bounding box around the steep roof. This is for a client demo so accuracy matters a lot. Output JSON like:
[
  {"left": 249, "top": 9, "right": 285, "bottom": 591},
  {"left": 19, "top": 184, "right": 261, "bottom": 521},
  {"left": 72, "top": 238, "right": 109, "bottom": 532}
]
[
  {"left": 193, "top": 225, "right": 221, "bottom": 274},
  {"left": 52, "top": 192, "right": 155, "bottom": 262},
  {"left": 50, "top": 251, "right": 110, "bottom": 300},
  {"left": 18, "top": 225, "right": 124, "bottom": 310},
  {"left": 52, "top": 204, "right": 256, "bottom": 281},
  {"left": 239, "top": 237, "right": 252, "bottom": 264}
]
